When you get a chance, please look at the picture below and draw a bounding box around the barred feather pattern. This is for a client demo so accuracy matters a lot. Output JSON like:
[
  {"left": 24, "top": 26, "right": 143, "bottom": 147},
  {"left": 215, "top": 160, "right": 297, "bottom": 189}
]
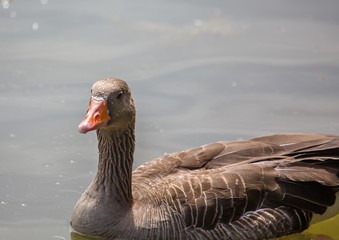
[
  {"left": 185, "top": 207, "right": 312, "bottom": 240},
  {"left": 124, "top": 133, "right": 339, "bottom": 239}
]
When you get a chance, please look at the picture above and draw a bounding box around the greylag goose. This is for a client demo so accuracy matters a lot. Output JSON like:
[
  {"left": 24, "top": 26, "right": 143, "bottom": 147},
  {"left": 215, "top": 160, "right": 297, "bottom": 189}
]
[{"left": 71, "top": 78, "right": 339, "bottom": 240}]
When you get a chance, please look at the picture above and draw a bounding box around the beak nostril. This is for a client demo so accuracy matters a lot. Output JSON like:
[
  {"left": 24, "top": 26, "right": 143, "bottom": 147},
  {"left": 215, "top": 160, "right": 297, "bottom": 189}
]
[{"left": 94, "top": 113, "right": 100, "bottom": 122}]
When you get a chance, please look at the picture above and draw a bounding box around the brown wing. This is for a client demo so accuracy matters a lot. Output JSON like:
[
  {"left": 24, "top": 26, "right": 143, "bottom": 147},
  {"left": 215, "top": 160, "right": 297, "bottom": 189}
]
[
  {"left": 132, "top": 133, "right": 339, "bottom": 233},
  {"left": 133, "top": 133, "right": 338, "bottom": 179}
]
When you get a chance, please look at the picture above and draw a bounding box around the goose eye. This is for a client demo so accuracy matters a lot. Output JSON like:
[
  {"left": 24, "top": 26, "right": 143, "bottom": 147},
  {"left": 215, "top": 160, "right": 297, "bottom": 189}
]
[{"left": 116, "top": 91, "right": 123, "bottom": 100}]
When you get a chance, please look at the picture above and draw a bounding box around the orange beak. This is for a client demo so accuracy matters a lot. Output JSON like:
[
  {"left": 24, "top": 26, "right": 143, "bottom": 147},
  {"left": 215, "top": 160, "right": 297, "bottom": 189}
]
[{"left": 78, "top": 98, "right": 111, "bottom": 133}]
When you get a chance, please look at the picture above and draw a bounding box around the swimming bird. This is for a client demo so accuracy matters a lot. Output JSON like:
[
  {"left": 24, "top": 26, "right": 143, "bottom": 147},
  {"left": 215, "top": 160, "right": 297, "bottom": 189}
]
[{"left": 71, "top": 77, "right": 339, "bottom": 240}]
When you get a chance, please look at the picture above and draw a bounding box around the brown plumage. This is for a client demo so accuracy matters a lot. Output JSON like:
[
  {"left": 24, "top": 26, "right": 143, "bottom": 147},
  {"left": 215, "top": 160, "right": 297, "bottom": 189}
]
[{"left": 71, "top": 78, "right": 339, "bottom": 240}]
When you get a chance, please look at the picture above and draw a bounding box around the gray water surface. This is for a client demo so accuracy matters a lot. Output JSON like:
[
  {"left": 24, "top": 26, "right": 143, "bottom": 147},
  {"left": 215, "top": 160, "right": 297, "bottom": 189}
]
[{"left": 1, "top": 1, "right": 339, "bottom": 239}]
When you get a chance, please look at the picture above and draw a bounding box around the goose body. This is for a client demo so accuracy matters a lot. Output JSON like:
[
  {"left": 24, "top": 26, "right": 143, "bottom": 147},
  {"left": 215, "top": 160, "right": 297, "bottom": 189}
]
[{"left": 71, "top": 78, "right": 339, "bottom": 240}]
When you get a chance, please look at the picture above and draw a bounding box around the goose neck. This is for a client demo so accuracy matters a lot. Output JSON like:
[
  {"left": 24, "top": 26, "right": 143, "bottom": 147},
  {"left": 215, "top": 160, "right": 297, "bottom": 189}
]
[{"left": 95, "top": 125, "right": 135, "bottom": 204}]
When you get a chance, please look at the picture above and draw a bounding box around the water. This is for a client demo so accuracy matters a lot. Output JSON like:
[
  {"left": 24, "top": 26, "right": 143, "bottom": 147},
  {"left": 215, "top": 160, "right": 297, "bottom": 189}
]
[{"left": 1, "top": 1, "right": 339, "bottom": 239}]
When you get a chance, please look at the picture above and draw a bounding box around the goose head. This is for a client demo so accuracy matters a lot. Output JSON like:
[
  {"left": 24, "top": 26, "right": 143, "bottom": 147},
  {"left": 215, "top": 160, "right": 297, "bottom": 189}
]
[{"left": 78, "top": 78, "right": 135, "bottom": 133}]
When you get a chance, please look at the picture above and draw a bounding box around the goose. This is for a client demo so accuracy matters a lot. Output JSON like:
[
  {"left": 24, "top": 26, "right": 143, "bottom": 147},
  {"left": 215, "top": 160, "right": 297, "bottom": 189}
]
[{"left": 71, "top": 77, "right": 339, "bottom": 240}]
